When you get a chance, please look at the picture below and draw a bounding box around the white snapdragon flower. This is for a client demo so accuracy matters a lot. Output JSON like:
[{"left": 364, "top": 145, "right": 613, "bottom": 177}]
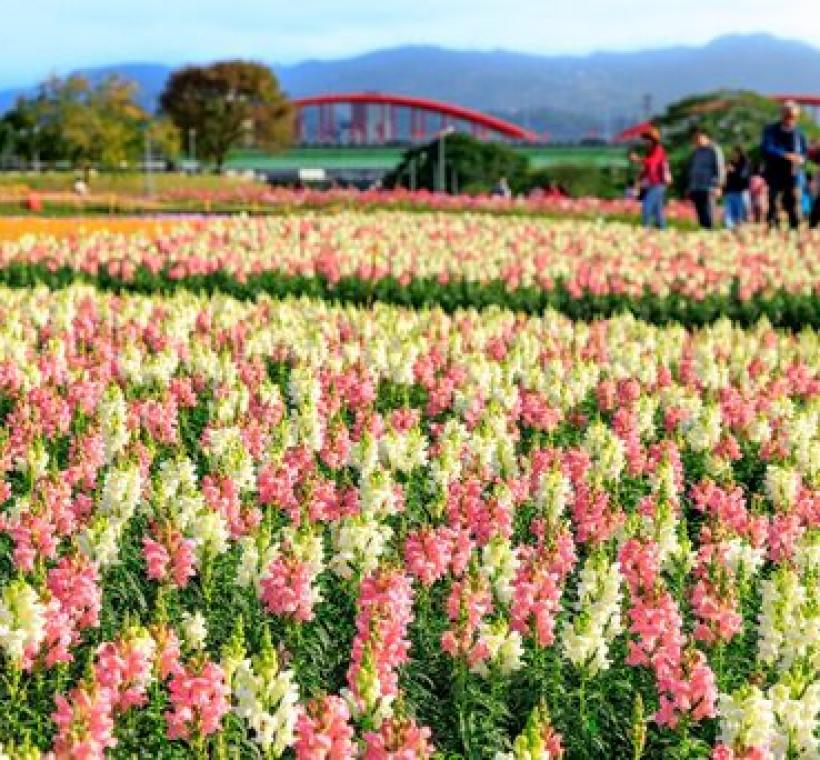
[
  {"left": 232, "top": 653, "right": 300, "bottom": 755},
  {"left": 77, "top": 517, "right": 121, "bottom": 567},
  {"left": 350, "top": 430, "right": 380, "bottom": 477},
  {"left": 18, "top": 438, "right": 49, "bottom": 480},
  {"left": 561, "top": 554, "right": 623, "bottom": 676},
  {"left": 360, "top": 467, "right": 401, "bottom": 517},
  {"left": 237, "top": 535, "right": 277, "bottom": 591},
  {"left": 471, "top": 621, "right": 524, "bottom": 677},
  {"left": 481, "top": 537, "right": 520, "bottom": 606},
  {"left": 584, "top": 422, "right": 625, "bottom": 484},
  {"left": 98, "top": 463, "right": 142, "bottom": 523},
  {"left": 180, "top": 611, "right": 208, "bottom": 650},
  {"left": 770, "top": 679, "right": 820, "bottom": 759},
  {"left": 746, "top": 415, "right": 772, "bottom": 446},
  {"left": 717, "top": 686, "right": 775, "bottom": 755},
  {"left": 685, "top": 402, "right": 722, "bottom": 453},
  {"left": 77, "top": 462, "right": 143, "bottom": 567},
  {"left": 330, "top": 515, "right": 393, "bottom": 580},
  {"left": 764, "top": 465, "right": 801, "bottom": 511},
  {"left": 189, "top": 511, "right": 230, "bottom": 559},
  {"left": 97, "top": 385, "right": 130, "bottom": 463},
  {"left": 206, "top": 426, "right": 255, "bottom": 491},
  {"left": 722, "top": 537, "right": 765, "bottom": 579},
  {"left": 757, "top": 567, "right": 818, "bottom": 672},
  {"left": 534, "top": 467, "right": 571, "bottom": 524},
  {"left": 652, "top": 459, "right": 680, "bottom": 505},
  {"left": 287, "top": 365, "right": 321, "bottom": 408},
  {"left": 793, "top": 530, "right": 820, "bottom": 575},
  {"left": 293, "top": 404, "right": 323, "bottom": 452},
  {"left": 0, "top": 579, "right": 47, "bottom": 664}
]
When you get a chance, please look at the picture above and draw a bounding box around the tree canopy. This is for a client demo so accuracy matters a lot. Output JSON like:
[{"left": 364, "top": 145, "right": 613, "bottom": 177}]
[
  {"left": 1, "top": 74, "right": 179, "bottom": 170},
  {"left": 159, "top": 61, "right": 293, "bottom": 170},
  {"left": 384, "top": 133, "right": 529, "bottom": 194}
]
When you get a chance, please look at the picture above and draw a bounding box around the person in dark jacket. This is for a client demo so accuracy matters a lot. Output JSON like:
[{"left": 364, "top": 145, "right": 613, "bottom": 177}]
[
  {"left": 687, "top": 126, "right": 725, "bottom": 230},
  {"left": 810, "top": 143, "right": 820, "bottom": 229},
  {"left": 724, "top": 146, "right": 751, "bottom": 230},
  {"left": 761, "top": 100, "right": 808, "bottom": 230}
]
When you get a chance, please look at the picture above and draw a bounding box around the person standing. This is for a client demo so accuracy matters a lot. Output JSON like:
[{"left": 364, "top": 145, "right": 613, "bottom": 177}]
[
  {"left": 492, "top": 176, "right": 512, "bottom": 199},
  {"left": 761, "top": 100, "right": 808, "bottom": 230},
  {"left": 630, "top": 126, "right": 670, "bottom": 229},
  {"left": 724, "top": 146, "right": 751, "bottom": 230},
  {"left": 749, "top": 167, "right": 768, "bottom": 224},
  {"left": 810, "top": 143, "right": 820, "bottom": 229},
  {"left": 687, "top": 126, "right": 725, "bottom": 230}
]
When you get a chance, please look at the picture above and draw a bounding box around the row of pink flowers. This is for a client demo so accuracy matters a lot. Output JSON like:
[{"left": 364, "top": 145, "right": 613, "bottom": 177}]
[{"left": 2, "top": 211, "right": 818, "bottom": 302}]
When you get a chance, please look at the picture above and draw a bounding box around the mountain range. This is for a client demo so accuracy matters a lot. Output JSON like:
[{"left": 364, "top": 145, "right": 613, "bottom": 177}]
[{"left": 2, "top": 34, "right": 819, "bottom": 140}]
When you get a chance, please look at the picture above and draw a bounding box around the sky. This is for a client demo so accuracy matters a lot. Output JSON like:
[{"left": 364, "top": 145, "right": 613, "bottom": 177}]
[{"left": 1, "top": 0, "right": 819, "bottom": 87}]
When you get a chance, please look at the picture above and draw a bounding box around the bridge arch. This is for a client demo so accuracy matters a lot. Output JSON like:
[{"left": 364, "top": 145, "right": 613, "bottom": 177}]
[{"left": 292, "top": 92, "right": 538, "bottom": 144}]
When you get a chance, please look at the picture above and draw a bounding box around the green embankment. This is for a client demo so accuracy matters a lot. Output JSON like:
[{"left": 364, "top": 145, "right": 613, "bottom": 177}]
[{"left": 226, "top": 145, "right": 627, "bottom": 172}]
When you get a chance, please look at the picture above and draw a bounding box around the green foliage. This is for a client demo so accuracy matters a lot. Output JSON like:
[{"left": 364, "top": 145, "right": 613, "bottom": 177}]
[
  {"left": 522, "top": 163, "right": 630, "bottom": 198},
  {"left": 384, "top": 133, "right": 529, "bottom": 194},
  {"left": 159, "top": 61, "right": 293, "bottom": 170},
  {"left": 0, "top": 262, "right": 816, "bottom": 330},
  {"left": 1, "top": 75, "right": 178, "bottom": 170}
]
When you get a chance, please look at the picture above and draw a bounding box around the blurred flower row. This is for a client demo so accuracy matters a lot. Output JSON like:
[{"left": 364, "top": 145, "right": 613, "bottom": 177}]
[{"left": 2, "top": 214, "right": 818, "bottom": 311}]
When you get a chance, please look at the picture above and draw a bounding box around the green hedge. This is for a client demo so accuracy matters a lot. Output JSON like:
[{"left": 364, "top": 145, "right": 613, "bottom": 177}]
[{"left": 0, "top": 262, "right": 817, "bottom": 329}]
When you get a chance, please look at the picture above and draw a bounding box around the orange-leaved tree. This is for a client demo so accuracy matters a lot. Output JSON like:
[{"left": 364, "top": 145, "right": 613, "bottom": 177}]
[{"left": 160, "top": 61, "right": 293, "bottom": 171}]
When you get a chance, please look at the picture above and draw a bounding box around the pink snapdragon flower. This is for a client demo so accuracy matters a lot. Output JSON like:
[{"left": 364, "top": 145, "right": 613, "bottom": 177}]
[
  {"left": 165, "top": 660, "right": 230, "bottom": 741},
  {"left": 294, "top": 695, "right": 356, "bottom": 760},
  {"left": 363, "top": 715, "right": 435, "bottom": 759}
]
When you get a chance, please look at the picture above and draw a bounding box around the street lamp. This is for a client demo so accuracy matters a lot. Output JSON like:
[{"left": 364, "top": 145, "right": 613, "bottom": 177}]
[
  {"left": 31, "top": 124, "right": 40, "bottom": 172},
  {"left": 188, "top": 128, "right": 197, "bottom": 167},
  {"left": 437, "top": 125, "right": 455, "bottom": 192}
]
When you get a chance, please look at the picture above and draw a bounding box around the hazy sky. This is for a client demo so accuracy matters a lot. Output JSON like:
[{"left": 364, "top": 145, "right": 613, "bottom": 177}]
[{"left": 2, "top": 0, "right": 819, "bottom": 87}]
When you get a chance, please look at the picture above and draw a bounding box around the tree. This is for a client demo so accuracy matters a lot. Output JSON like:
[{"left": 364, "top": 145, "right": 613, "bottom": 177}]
[
  {"left": 655, "top": 90, "right": 820, "bottom": 195},
  {"left": 2, "top": 74, "right": 178, "bottom": 170},
  {"left": 159, "top": 61, "right": 293, "bottom": 170},
  {"left": 145, "top": 117, "right": 182, "bottom": 166},
  {"left": 59, "top": 75, "right": 147, "bottom": 168},
  {"left": 384, "top": 133, "right": 529, "bottom": 194}
]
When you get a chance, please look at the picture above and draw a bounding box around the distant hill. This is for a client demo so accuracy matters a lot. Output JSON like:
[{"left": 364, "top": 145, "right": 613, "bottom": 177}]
[
  {"left": 2, "top": 34, "right": 819, "bottom": 140},
  {"left": 0, "top": 63, "right": 171, "bottom": 113},
  {"left": 274, "top": 35, "right": 820, "bottom": 138}
]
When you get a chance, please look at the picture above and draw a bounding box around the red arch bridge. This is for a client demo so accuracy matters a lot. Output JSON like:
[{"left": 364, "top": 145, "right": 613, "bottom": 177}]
[
  {"left": 614, "top": 94, "right": 820, "bottom": 143},
  {"left": 292, "top": 92, "right": 539, "bottom": 145}
]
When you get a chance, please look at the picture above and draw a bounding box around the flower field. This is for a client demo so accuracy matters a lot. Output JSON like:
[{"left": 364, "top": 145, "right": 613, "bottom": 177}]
[
  {"left": 1, "top": 213, "right": 819, "bottom": 328},
  {"left": 0, "top": 186, "right": 699, "bottom": 226},
  {"left": 0, "top": 212, "right": 818, "bottom": 759}
]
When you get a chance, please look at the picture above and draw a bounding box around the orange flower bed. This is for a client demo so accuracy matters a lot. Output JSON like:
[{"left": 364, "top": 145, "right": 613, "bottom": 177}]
[{"left": 0, "top": 216, "right": 174, "bottom": 241}]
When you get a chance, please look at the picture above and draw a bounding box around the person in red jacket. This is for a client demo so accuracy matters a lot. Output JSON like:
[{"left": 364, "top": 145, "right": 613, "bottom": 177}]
[{"left": 630, "top": 126, "right": 671, "bottom": 229}]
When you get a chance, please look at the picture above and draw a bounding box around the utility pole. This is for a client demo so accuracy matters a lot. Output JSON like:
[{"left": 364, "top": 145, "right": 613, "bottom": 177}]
[
  {"left": 144, "top": 128, "right": 154, "bottom": 197},
  {"left": 642, "top": 94, "right": 653, "bottom": 121},
  {"left": 437, "top": 125, "right": 454, "bottom": 192},
  {"left": 188, "top": 128, "right": 197, "bottom": 168},
  {"left": 32, "top": 125, "right": 40, "bottom": 172}
]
